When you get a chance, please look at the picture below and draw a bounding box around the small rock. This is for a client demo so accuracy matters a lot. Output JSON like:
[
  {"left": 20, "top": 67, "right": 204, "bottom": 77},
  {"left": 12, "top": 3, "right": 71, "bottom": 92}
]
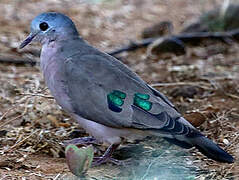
[
  {"left": 47, "top": 114, "right": 59, "bottom": 127},
  {"left": 142, "top": 21, "right": 173, "bottom": 39},
  {"left": 0, "top": 130, "right": 8, "bottom": 137},
  {"left": 223, "top": 139, "right": 229, "bottom": 145},
  {"left": 184, "top": 112, "right": 206, "bottom": 127},
  {"left": 170, "top": 85, "right": 198, "bottom": 98},
  {"left": 148, "top": 37, "right": 186, "bottom": 57}
]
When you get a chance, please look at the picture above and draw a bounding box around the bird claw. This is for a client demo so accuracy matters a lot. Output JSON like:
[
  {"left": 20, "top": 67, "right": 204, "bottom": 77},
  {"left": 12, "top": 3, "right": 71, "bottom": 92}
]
[
  {"left": 92, "top": 156, "right": 131, "bottom": 166},
  {"left": 90, "top": 143, "right": 118, "bottom": 166}
]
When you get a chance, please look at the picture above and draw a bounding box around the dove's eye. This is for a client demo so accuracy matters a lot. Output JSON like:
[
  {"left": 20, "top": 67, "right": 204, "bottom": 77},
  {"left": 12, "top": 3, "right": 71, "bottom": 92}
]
[{"left": 39, "top": 22, "right": 49, "bottom": 31}]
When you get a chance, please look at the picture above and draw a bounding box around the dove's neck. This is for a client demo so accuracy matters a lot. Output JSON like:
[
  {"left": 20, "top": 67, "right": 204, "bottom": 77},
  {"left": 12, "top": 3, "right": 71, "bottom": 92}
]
[
  {"left": 40, "top": 36, "right": 83, "bottom": 67},
  {"left": 40, "top": 35, "right": 88, "bottom": 77},
  {"left": 40, "top": 41, "right": 59, "bottom": 72}
]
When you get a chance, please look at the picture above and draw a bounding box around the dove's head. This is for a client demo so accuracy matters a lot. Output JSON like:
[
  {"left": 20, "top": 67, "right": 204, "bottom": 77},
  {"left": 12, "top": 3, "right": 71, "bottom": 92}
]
[{"left": 20, "top": 12, "right": 79, "bottom": 49}]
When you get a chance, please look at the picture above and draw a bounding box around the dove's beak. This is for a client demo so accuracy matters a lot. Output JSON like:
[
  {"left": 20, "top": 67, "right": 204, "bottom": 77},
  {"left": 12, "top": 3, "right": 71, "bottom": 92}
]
[{"left": 19, "top": 32, "right": 38, "bottom": 49}]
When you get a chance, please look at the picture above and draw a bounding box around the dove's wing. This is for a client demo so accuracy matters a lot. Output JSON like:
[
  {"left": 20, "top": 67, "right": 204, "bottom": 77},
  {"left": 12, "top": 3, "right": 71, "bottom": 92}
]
[
  {"left": 63, "top": 50, "right": 194, "bottom": 137},
  {"left": 110, "top": 56, "right": 177, "bottom": 109}
]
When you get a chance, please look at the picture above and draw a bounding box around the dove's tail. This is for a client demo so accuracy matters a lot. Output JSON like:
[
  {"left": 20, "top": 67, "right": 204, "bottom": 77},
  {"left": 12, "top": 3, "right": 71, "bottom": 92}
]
[
  {"left": 187, "top": 133, "right": 234, "bottom": 163},
  {"left": 137, "top": 108, "right": 234, "bottom": 163},
  {"left": 164, "top": 129, "right": 234, "bottom": 163},
  {"left": 149, "top": 114, "right": 234, "bottom": 163}
]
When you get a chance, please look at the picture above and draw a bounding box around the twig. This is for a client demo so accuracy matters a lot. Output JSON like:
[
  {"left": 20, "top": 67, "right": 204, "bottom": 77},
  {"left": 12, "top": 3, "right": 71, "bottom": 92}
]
[
  {"left": 0, "top": 112, "right": 24, "bottom": 129},
  {"left": 224, "top": 163, "right": 235, "bottom": 179},
  {"left": 107, "top": 38, "right": 154, "bottom": 56},
  {"left": 150, "top": 82, "right": 213, "bottom": 90},
  {"left": 226, "top": 175, "right": 239, "bottom": 179},
  {"left": 225, "top": 133, "right": 239, "bottom": 149},
  {"left": 20, "top": 93, "right": 53, "bottom": 99},
  {"left": 0, "top": 96, "right": 31, "bottom": 121},
  {"left": 0, "top": 55, "right": 37, "bottom": 65},
  {"left": 53, "top": 173, "right": 61, "bottom": 180},
  {"left": 0, "top": 98, "right": 30, "bottom": 128},
  {"left": 225, "top": 93, "right": 239, "bottom": 99},
  {"left": 4, "top": 129, "right": 40, "bottom": 153},
  {"left": 0, "top": 106, "right": 18, "bottom": 121}
]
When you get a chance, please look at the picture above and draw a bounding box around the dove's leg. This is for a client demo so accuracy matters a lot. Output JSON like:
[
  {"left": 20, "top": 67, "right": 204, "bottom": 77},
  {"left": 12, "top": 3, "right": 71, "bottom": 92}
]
[
  {"left": 72, "top": 115, "right": 143, "bottom": 165},
  {"left": 63, "top": 136, "right": 99, "bottom": 146}
]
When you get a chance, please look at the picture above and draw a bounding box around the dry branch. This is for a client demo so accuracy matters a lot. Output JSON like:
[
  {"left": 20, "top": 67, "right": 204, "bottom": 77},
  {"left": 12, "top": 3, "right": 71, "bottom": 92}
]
[
  {"left": 0, "top": 55, "right": 37, "bottom": 65},
  {"left": 107, "top": 29, "right": 239, "bottom": 56}
]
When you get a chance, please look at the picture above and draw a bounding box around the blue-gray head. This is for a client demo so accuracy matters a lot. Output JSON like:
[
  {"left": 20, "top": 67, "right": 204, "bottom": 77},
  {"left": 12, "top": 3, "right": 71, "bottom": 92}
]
[{"left": 20, "top": 12, "right": 79, "bottom": 49}]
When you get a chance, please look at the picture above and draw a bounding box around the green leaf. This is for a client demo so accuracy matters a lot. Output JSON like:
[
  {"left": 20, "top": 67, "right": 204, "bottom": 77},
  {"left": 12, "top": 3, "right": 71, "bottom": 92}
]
[{"left": 65, "top": 144, "right": 94, "bottom": 177}]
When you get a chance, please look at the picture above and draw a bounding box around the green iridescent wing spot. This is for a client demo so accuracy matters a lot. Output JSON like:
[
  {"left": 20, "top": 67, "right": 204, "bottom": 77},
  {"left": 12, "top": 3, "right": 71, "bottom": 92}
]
[
  {"left": 107, "top": 90, "right": 126, "bottom": 113},
  {"left": 133, "top": 93, "right": 152, "bottom": 111},
  {"left": 107, "top": 93, "right": 124, "bottom": 106},
  {"left": 135, "top": 93, "right": 150, "bottom": 100},
  {"left": 112, "top": 90, "right": 126, "bottom": 99}
]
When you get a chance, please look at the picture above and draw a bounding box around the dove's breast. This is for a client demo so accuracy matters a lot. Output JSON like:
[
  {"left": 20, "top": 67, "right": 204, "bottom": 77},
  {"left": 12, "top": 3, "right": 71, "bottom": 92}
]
[{"left": 40, "top": 44, "right": 74, "bottom": 113}]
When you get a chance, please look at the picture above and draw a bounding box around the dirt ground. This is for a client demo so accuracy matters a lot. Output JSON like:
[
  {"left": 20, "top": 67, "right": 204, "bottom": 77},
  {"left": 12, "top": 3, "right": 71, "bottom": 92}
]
[{"left": 0, "top": 0, "right": 239, "bottom": 179}]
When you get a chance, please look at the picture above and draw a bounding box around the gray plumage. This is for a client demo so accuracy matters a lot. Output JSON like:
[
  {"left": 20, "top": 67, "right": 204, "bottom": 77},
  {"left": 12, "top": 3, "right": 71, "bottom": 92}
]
[{"left": 20, "top": 12, "right": 234, "bottom": 163}]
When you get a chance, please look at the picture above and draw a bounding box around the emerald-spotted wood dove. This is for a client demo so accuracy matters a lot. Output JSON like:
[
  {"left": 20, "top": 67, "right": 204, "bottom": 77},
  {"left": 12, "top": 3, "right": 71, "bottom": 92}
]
[{"left": 20, "top": 12, "right": 234, "bottom": 164}]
